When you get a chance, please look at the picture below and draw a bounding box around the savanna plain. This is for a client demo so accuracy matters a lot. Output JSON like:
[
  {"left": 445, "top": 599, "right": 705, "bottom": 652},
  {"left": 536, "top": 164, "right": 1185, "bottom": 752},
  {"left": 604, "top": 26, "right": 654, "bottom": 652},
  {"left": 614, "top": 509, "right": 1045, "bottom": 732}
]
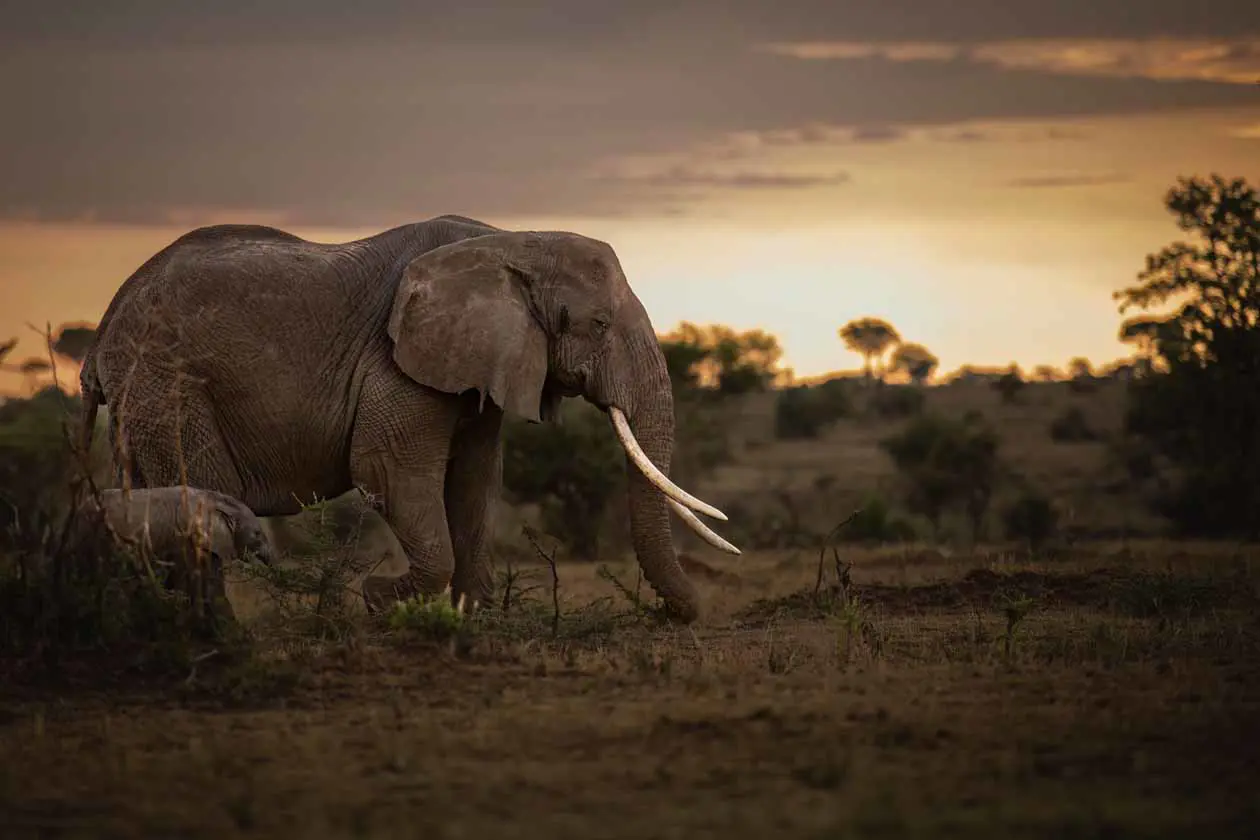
[{"left": 2, "top": 376, "right": 1258, "bottom": 839}]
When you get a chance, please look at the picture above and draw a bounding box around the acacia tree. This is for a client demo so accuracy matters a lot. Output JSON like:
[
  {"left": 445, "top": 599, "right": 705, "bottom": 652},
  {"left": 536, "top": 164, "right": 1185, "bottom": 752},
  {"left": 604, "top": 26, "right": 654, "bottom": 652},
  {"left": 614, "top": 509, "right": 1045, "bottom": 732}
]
[
  {"left": 838, "top": 317, "right": 901, "bottom": 382},
  {"left": 51, "top": 324, "right": 97, "bottom": 365},
  {"left": 889, "top": 342, "right": 939, "bottom": 385},
  {"left": 1118, "top": 315, "right": 1177, "bottom": 375},
  {"left": 1115, "top": 174, "right": 1260, "bottom": 536},
  {"left": 1033, "top": 365, "right": 1059, "bottom": 382}
]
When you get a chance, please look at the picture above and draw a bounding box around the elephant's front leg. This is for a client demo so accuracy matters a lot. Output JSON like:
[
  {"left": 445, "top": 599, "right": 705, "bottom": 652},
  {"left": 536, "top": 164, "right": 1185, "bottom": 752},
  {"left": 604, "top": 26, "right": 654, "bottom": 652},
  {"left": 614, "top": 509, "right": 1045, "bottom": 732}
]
[
  {"left": 445, "top": 404, "right": 504, "bottom": 611},
  {"left": 350, "top": 374, "right": 463, "bottom": 603}
]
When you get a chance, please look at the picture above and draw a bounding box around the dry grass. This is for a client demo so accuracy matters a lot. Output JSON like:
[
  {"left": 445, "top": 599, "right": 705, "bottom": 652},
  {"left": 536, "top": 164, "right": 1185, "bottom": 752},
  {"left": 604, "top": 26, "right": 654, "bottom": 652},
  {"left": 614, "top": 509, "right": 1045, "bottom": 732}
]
[{"left": 1, "top": 540, "right": 1256, "bottom": 839}]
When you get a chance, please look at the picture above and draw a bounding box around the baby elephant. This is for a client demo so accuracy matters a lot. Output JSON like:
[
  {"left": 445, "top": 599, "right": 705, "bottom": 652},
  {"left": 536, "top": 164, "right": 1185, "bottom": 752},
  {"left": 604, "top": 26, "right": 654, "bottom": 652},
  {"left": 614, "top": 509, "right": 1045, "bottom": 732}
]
[{"left": 80, "top": 486, "right": 275, "bottom": 622}]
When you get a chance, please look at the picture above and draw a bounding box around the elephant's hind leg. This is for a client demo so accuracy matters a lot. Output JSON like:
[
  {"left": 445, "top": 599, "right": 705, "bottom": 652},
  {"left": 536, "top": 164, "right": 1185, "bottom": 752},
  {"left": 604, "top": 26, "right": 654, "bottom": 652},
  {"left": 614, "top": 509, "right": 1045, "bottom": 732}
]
[{"left": 115, "top": 368, "right": 244, "bottom": 499}]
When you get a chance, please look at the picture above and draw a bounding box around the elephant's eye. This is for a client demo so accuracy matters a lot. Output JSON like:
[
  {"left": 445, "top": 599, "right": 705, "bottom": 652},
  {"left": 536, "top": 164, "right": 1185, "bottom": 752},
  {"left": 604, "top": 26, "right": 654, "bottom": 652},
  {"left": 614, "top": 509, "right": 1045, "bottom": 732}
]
[{"left": 592, "top": 318, "right": 610, "bottom": 336}]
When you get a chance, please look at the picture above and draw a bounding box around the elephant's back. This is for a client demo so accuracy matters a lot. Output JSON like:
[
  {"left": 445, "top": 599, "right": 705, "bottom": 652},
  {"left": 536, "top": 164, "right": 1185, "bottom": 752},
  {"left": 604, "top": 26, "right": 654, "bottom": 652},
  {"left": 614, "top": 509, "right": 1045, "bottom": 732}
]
[{"left": 90, "top": 226, "right": 359, "bottom": 422}]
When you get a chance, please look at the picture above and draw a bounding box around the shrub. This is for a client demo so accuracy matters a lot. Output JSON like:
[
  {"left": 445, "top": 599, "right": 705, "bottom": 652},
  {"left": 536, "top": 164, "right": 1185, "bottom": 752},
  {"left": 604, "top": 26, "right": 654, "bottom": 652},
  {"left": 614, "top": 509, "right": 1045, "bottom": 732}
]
[
  {"left": 501, "top": 400, "right": 625, "bottom": 562},
  {"left": 880, "top": 412, "right": 1001, "bottom": 539},
  {"left": 774, "top": 379, "right": 852, "bottom": 439},
  {"left": 1049, "top": 406, "right": 1098, "bottom": 442},
  {"left": 869, "top": 384, "right": 924, "bottom": 419},
  {"left": 837, "top": 494, "right": 917, "bottom": 544},
  {"left": 0, "top": 387, "right": 84, "bottom": 543},
  {"left": 1001, "top": 492, "right": 1060, "bottom": 553},
  {"left": 992, "top": 368, "right": 1026, "bottom": 404}
]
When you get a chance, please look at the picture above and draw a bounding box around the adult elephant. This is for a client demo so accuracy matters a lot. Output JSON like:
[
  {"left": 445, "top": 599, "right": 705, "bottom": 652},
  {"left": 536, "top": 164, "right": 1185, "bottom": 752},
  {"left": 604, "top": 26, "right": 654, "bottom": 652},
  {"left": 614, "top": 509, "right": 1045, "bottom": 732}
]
[{"left": 78, "top": 214, "right": 737, "bottom": 622}]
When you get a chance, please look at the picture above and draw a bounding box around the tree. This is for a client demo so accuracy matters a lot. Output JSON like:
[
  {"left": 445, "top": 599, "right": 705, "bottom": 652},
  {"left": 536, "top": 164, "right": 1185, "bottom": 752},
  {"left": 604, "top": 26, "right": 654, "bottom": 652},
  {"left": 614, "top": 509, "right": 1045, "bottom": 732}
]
[
  {"left": 1067, "top": 357, "right": 1093, "bottom": 379},
  {"left": 657, "top": 322, "right": 785, "bottom": 395},
  {"left": 51, "top": 323, "right": 97, "bottom": 365},
  {"left": 889, "top": 342, "right": 939, "bottom": 385},
  {"left": 838, "top": 317, "right": 901, "bottom": 382},
  {"left": 992, "top": 363, "right": 1026, "bottom": 404},
  {"left": 1033, "top": 365, "right": 1059, "bottom": 382},
  {"left": 1118, "top": 316, "right": 1176, "bottom": 375},
  {"left": 1114, "top": 174, "right": 1260, "bottom": 537}
]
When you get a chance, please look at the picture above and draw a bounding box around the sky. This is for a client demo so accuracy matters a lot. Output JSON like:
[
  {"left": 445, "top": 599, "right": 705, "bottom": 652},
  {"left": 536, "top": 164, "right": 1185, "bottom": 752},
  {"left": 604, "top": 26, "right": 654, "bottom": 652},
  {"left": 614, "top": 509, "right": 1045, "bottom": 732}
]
[{"left": 2, "top": 0, "right": 1258, "bottom": 394}]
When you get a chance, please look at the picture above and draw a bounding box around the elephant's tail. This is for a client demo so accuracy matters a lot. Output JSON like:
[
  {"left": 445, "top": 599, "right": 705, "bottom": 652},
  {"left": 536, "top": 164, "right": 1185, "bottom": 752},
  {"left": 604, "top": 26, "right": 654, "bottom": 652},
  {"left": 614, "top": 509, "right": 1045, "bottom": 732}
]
[{"left": 77, "top": 354, "right": 103, "bottom": 458}]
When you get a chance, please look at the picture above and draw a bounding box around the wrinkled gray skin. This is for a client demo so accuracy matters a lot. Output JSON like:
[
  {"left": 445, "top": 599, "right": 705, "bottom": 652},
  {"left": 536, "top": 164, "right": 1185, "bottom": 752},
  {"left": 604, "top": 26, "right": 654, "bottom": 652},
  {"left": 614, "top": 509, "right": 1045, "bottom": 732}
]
[
  {"left": 79, "top": 486, "right": 275, "bottom": 618},
  {"left": 82, "top": 486, "right": 275, "bottom": 567},
  {"left": 79, "top": 215, "right": 703, "bottom": 621}
]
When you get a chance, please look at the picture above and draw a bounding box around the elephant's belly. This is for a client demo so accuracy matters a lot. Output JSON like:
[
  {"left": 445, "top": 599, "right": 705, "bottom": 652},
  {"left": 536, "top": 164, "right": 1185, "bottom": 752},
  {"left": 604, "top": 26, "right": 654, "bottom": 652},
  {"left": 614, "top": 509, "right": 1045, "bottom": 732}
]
[{"left": 222, "top": 424, "right": 356, "bottom": 517}]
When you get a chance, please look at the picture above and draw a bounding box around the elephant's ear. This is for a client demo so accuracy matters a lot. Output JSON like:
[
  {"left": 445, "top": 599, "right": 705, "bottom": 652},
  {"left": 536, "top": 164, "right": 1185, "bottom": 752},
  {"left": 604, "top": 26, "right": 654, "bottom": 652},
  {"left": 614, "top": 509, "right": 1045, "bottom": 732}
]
[{"left": 387, "top": 239, "right": 549, "bottom": 422}]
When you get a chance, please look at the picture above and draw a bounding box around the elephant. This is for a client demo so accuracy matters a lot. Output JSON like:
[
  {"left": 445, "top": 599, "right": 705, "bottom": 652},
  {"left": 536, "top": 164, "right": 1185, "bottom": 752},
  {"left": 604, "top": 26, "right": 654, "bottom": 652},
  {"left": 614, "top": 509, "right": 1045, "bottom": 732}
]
[
  {"left": 77, "top": 485, "right": 275, "bottom": 621},
  {"left": 78, "top": 214, "right": 738, "bottom": 623}
]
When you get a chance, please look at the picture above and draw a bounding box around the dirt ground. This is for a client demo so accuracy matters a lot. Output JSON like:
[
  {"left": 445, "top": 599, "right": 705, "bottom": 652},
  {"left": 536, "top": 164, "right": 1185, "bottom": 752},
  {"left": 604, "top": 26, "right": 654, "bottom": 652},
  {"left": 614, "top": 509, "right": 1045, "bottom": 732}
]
[{"left": 2, "top": 540, "right": 1258, "bottom": 839}]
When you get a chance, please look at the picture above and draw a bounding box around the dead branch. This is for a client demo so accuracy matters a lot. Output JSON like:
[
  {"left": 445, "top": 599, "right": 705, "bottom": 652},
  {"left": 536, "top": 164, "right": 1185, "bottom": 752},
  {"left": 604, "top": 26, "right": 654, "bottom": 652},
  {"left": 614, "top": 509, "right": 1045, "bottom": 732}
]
[
  {"left": 522, "top": 525, "right": 561, "bottom": 637},
  {"left": 813, "top": 507, "right": 862, "bottom": 601}
]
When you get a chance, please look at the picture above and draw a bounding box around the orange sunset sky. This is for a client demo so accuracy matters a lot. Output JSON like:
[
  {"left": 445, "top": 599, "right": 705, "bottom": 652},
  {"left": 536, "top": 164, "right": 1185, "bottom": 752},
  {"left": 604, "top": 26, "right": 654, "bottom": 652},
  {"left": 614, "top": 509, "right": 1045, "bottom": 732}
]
[{"left": 2, "top": 1, "right": 1258, "bottom": 395}]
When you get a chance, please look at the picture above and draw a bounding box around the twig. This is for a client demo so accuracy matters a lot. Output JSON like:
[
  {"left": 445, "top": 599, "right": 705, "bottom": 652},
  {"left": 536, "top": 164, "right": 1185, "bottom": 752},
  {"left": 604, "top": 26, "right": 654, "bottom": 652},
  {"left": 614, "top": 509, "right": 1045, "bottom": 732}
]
[
  {"left": 522, "top": 526, "right": 561, "bottom": 637},
  {"left": 183, "top": 648, "right": 220, "bottom": 686},
  {"left": 500, "top": 549, "right": 516, "bottom": 612},
  {"left": 813, "top": 507, "right": 862, "bottom": 600}
]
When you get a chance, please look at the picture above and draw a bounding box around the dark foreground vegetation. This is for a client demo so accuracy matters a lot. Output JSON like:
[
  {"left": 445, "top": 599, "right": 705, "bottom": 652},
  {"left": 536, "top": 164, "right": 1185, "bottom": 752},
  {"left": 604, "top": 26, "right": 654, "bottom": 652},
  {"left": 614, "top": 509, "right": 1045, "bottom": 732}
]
[{"left": 1, "top": 175, "right": 1258, "bottom": 837}]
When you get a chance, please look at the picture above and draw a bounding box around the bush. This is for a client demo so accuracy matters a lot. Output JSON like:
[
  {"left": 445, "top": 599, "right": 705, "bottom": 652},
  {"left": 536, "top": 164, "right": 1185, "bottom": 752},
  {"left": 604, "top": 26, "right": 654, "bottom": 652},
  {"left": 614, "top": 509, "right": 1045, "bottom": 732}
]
[
  {"left": 880, "top": 412, "right": 1001, "bottom": 539},
  {"left": 1068, "top": 375, "right": 1099, "bottom": 394},
  {"left": 869, "top": 384, "right": 924, "bottom": 419},
  {"left": 0, "top": 387, "right": 84, "bottom": 543},
  {"left": 837, "top": 494, "right": 917, "bottom": 544},
  {"left": 1049, "top": 407, "right": 1098, "bottom": 442},
  {"left": 774, "top": 379, "right": 852, "bottom": 439},
  {"left": 1001, "top": 492, "right": 1060, "bottom": 552},
  {"left": 502, "top": 401, "right": 625, "bottom": 562},
  {"left": 992, "top": 368, "right": 1026, "bottom": 404},
  {"left": 0, "top": 508, "right": 220, "bottom": 664}
]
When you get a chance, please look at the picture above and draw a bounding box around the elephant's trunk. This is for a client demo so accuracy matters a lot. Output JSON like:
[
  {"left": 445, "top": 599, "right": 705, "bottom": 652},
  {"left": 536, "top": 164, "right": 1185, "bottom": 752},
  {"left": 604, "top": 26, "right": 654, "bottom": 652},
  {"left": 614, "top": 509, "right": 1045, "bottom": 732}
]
[
  {"left": 597, "top": 321, "right": 737, "bottom": 623},
  {"left": 619, "top": 368, "right": 703, "bottom": 622}
]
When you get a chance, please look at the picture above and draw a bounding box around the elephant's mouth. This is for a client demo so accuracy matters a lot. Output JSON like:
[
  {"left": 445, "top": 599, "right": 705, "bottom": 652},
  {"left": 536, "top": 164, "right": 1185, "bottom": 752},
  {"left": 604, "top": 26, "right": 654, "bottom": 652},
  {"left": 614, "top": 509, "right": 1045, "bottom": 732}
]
[
  {"left": 606, "top": 406, "right": 740, "bottom": 556},
  {"left": 544, "top": 373, "right": 583, "bottom": 400}
]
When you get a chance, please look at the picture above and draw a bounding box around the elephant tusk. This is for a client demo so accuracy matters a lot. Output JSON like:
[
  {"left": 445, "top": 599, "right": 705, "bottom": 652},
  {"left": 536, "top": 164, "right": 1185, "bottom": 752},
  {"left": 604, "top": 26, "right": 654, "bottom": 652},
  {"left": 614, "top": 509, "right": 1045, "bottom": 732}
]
[
  {"left": 667, "top": 498, "right": 742, "bottom": 555},
  {"left": 608, "top": 406, "right": 729, "bottom": 521}
]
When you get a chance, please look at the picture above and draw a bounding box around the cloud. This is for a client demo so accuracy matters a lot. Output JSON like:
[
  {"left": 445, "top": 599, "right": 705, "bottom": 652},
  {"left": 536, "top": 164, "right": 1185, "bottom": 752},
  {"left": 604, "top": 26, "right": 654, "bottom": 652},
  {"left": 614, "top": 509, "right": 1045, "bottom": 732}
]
[
  {"left": 2, "top": 3, "right": 1257, "bottom": 228},
  {"left": 600, "top": 165, "right": 853, "bottom": 190},
  {"left": 926, "top": 124, "right": 1092, "bottom": 143},
  {"left": 1006, "top": 172, "right": 1131, "bottom": 189},
  {"left": 1227, "top": 123, "right": 1260, "bottom": 139},
  {"left": 759, "top": 37, "right": 1260, "bottom": 85}
]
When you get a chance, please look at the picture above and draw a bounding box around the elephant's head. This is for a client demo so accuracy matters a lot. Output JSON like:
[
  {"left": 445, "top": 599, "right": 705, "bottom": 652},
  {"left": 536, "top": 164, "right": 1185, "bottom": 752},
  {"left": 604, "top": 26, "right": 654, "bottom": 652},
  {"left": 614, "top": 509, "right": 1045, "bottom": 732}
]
[{"left": 386, "top": 231, "right": 739, "bottom": 622}]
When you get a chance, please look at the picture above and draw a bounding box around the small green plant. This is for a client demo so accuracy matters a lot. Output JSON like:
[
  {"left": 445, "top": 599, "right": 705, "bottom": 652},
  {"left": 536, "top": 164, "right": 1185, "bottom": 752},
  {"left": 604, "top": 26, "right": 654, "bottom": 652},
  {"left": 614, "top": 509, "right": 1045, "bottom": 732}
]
[
  {"left": 386, "top": 589, "right": 468, "bottom": 641},
  {"left": 997, "top": 592, "right": 1038, "bottom": 660}
]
